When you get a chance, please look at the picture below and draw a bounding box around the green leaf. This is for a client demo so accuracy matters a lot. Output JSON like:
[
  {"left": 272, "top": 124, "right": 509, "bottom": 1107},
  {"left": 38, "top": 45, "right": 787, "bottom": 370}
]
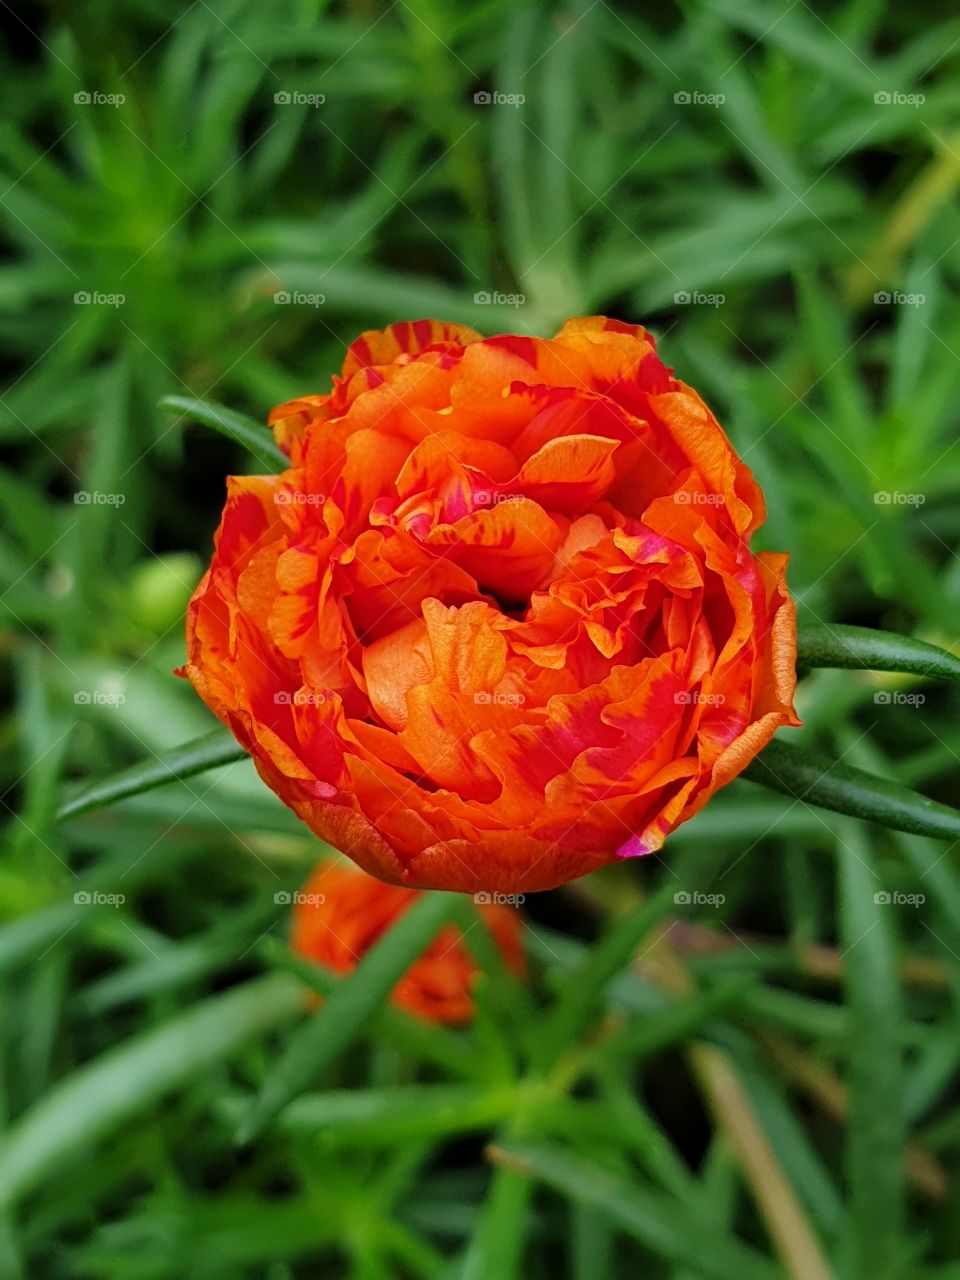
[
  {"left": 571, "top": 1204, "right": 615, "bottom": 1280},
  {"left": 227, "top": 1083, "right": 515, "bottom": 1145},
  {"left": 0, "top": 975, "right": 302, "bottom": 1212},
  {"left": 489, "top": 1142, "right": 780, "bottom": 1280},
  {"left": 57, "top": 729, "right": 246, "bottom": 822},
  {"left": 796, "top": 623, "right": 960, "bottom": 681},
  {"left": 742, "top": 739, "right": 960, "bottom": 841},
  {"left": 838, "top": 823, "right": 906, "bottom": 1280},
  {"left": 614, "top": 975, "right": 755, "bottom": 1061},
  {"left": 719, "top": 1041, "right": 844, "bottom": 1237},
  {"left": 78, "top": 897, "right": 279, "bottom": 1014},
  {"left": 158, "top": 395, "right": 288, "bottom": 470},
  {"left": 237, "top": 892, "right": 462, "bottom": 1143},
  {"left": 533, "top": 883, "right": 677, "bottom": 1069},
  {"left": 458, "top": 1165, "right": 532, "bottom": 1280},
  {"left": 261, "top": 938, "right": 484, "bottom": 1081}
]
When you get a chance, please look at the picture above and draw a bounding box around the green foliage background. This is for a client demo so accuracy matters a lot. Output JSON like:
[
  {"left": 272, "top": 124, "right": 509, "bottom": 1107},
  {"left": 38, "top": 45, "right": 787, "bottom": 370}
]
[{"left": 1, "top": 1, "right": 959, "bottom": 1276}]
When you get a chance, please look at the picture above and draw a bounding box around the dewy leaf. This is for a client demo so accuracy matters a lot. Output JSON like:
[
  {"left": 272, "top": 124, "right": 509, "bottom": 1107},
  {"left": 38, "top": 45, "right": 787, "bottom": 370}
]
[
  {"left": 236, "top": 891, "right": 462, "bottom": 1144},
  {"left": 742, "top": 738, "right": 960, "bottom": 840},
  {"left": 796, "top": 623, "right": 960, "bottom": 682},
  {"left": 158, "top": 395, "right": 288, "bottom": 470},
  {"left": 0, "top": 975, "right": 302, "bottom": 1212},
  {"left": 57, "top": 729, "right": 246, "bottom": 822}
]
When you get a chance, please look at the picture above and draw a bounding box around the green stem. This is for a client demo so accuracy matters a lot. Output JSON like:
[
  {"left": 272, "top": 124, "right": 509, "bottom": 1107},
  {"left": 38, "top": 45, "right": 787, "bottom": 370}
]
[
  {"left": 57, "top": 729, "right": 245, "bottom": 822},
  {"left": 742, "top": 739, "right": 960, "bottom": 841},
  {"left": 796, "top": 623, "right": 960, "bottom": 681}
]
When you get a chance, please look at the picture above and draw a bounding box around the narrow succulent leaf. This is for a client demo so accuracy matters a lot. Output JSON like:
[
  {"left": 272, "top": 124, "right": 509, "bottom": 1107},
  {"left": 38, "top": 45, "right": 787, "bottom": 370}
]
[
  {"left": 796, "top": 623, "right": 960, "bottom": 682},
  {"left": 236, "top": 892, "right": 462, "bottom": 1143},
  {"left": 158, "top": 395, "right": 288, "bottom": 470},
  {"left": 743, "top": 739, "right": 960, "bottom": 840},
  {"left": 57, "top": 729, "right": 246, "bottom": 822}
]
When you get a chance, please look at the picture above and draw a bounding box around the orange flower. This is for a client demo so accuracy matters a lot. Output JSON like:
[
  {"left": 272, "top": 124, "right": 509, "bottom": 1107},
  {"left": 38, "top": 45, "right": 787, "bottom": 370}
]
[
  {"left": 290, "top": 860, "right": 524, "bottom": 1024},
  {"left": 184, "top": 317, "right": 798, "bottom": 892}
]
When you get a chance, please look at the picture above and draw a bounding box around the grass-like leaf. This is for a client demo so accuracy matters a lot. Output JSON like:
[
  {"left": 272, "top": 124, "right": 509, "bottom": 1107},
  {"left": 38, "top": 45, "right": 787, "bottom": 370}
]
[
  {"left": 797, "top": 623, "right": 960, "bottom": 681},
  {"left": 489, "top": 1141, "right": 781, "bottom": 1280},
  {"left": 158, "top": 395, "right": 288, "bottom": 470},
  {"left": 236, "top": 891, "right": 463, "bottom": 1143},
  {"left": 57, "top": 729, "right": 246, "bottom": 822},
  {"left": 742, "top": 739, "right": 960, "bottom": 840},
  {"left": 838, "top": 823, "right": 906, "bottom": 1279},
  {"left": 0, "top": 975, "right": 302, "bottom": 1212},
  {"left": 533, "top": 883, "right": 677, "bottom": 1070}
]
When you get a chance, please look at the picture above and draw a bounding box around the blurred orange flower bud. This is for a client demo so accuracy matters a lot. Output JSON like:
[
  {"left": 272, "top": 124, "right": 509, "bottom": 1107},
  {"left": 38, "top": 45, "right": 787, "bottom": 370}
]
[{"left": 289, "top": 860, "right": 525, "bottom": 1024}]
